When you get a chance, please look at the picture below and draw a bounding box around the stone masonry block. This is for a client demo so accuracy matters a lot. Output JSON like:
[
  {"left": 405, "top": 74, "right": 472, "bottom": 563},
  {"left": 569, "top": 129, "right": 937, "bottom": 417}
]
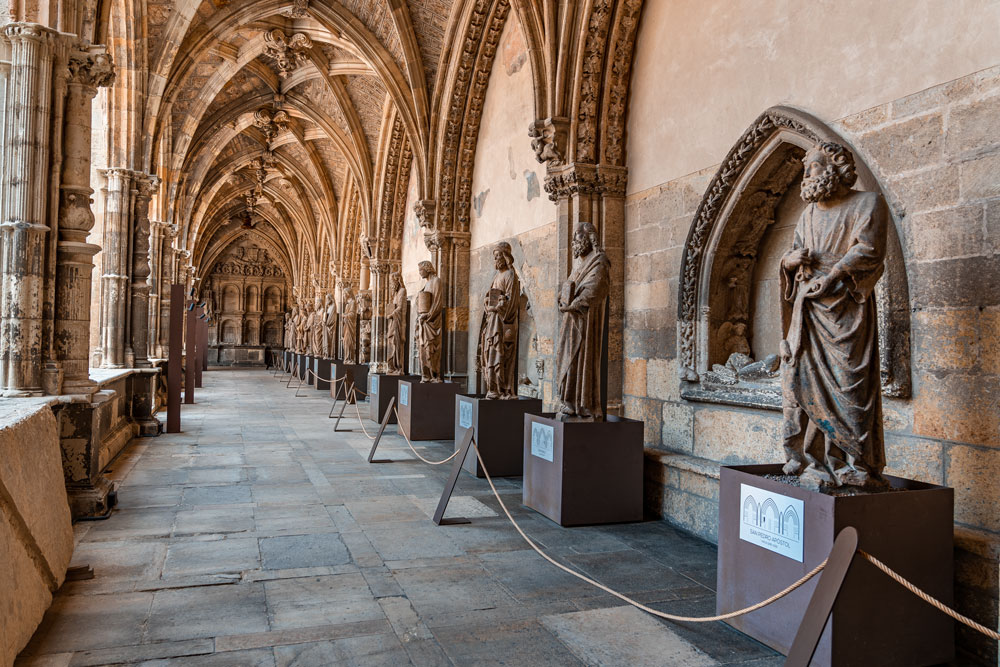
[
  {"left": 647, "top": 358, "right": 680, "bottom": 402},
  {"left": 913, "top": 372, "right": 1000, "bottom": 448},
  {"left": 883, "top": 435, "right": 945, "bottom": 485},
  {"left": 947, "top": 93, "right": 1000, "bottom": 156},
  {"left": 889, "top": 164, "right": 960, "bottom": 214},
  {"left": 912, "top": 308, "right": 980, "bottom": 372},
  {"left": 911, "top": 256, "right": 1000, "bottom": 309},
  {"left": 692, "top": 407, "right": 783, "bottom": 465},
  {"left": 906, "top": 205, "right": 985, "bottom": 261},
  {"left": 624, "top": 357, "right": 646, "bottom": 396},
  {"left": 661, "top": 401, "right": 694, "bottom": 454},
  {"left": 946, "top": 444, "right": 1000, "bottom": 533},
  {"left": 858, "top": 112, "right": 944, "bottom": 175},
  {"left": 961, "top": 151, "right": 1000, "bottom": 202},
  {"left": 980, "top": 308, "right": 1000, "bottom": 375}
]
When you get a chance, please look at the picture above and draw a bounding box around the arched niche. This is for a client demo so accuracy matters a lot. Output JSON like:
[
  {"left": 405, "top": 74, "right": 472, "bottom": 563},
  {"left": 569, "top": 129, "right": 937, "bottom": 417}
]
[{"left": 678, "top": 106, "right": 911, "bottom": 409}]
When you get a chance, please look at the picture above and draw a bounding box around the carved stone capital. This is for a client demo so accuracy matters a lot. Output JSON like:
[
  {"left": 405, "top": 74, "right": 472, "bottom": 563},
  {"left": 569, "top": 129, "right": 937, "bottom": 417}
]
[
  {"left": 262, "top": 28, "right": 313, "bottom": 78},
  {"left": 528, "top": 117, "right": 569, "bottom": 166},
  {"left": 543, "top": 163, "right": 628, "bottom": 202},
  {"left": 67, "top": 48, "right": 115, "bottom": 88},
  {"left": 1, "top": 22, "right": 58, "bottom": 46},
  {"left": 414, "top": 200, "right": 436, "bottom": 229},
  {"left": 58, "top": 186, "right": 96, "bottom": 237}
]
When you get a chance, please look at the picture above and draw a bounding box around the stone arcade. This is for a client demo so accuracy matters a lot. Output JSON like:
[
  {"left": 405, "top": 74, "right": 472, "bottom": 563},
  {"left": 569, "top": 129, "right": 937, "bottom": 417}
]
[{"left": 1, "top": 1, "right": 998, "bottom": 665}]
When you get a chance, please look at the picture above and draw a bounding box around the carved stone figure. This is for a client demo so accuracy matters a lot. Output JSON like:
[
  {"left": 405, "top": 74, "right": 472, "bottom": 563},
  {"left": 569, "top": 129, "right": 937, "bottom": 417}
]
[
  {"left": 780, "top": 142, "right": 888, "bottom": 490},
  {"left": 416, "top": 261, "right": 443, "bottom": 382},
  {"left": 322, "top": 293, "right": 337, "bottom": 359},
  {"left": 358, "top": 291, "right": 372, "bottom": 364},
  {"left": 303, "top": 301, "right": 317, "bottom": 356},
  {"left": 341, "top": 287, "right": 358, "bottom": 364},
  {"left": 295, "top": 303, "right": 310, "bottom": 354},
  {"left": 556, "top": 223, "right": 610, "bottom": 421},
  {"left": 310, "top": 296, "right": 324, "bottom": 357},
  {"left": 283, "top": 309, "right": 294, "bottom": 349},
  {"left": 386, "top": 272, "right": 407, "bottom": 375},
  {"left": 479, "top": 242, "right": 520, "bottom": 399}
]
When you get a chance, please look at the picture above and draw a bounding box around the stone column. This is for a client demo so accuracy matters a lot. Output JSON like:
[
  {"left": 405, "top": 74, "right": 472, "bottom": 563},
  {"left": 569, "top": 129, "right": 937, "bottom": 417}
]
[
  {"left": 0, "top": 24, "right": 58, "bottom": 396},
  {"left": 54, "top": 47, "right": 114, "bottom": 394},
  {"left": 147, "top": 220, "right": 165, "bottom": 357},
  {"left": 98, "top": 167, "right": 135, "bottom": 367},
  {"left": 369, "top": 259, "right": 393, "bottom": 374},
  {"left": 424, "top": 229, "right": 470, "bottom": 385},
  {"left": 130, "top": 175, "right": 157, "bottom": 368}
]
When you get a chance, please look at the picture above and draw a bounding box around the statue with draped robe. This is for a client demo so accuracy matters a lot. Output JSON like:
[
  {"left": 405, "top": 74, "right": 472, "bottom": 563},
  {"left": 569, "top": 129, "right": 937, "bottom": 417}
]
[
  {"left": 479, "top": 241, "right": 520, "bottom": 399},
  {"left": 386, "top": 272, "right": 407, "bottom": 375},
  {"left": 416, "top": 261, "right": 443, "bottom": 382}
]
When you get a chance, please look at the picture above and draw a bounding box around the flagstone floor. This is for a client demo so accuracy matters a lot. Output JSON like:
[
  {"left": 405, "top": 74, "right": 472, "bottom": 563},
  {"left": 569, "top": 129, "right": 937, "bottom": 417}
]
[{"left": 17, "top": 369, "right": 781, "bottom": 666}]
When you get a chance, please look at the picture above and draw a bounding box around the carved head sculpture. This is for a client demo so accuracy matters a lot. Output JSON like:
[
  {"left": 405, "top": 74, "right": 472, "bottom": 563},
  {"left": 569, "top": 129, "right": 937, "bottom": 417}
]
[
  {"left": 389, "top": 271, "right": 401, "bottom": 292},
  {"left": 493, "top": 241, "right": 514, "bottom": 271},
  {"left": 417, "top": 260, "right": 436, "bottom": 280},
  {"left": 572, "top": 222, "right": 601, "bottom": 259},
  {"left": 800, "top": 141, "right": 858, "bottom": 203},
  {"left": 314, "top": 295, "right": 322, "bottom": 311},
  {"left": 325, "top": 292, "right": 334, "bottom": 307},
  {"left": 342, "top": 286, "right": 354, "bottom": 305}
]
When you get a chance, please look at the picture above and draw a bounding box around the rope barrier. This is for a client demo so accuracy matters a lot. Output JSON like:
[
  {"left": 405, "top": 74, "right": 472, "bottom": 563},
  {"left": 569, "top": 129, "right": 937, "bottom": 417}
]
[
  {"left": 305, "top": 367, "right": 344, "bottom": 385},
  {"left": 391, "top": 407, "right": 462, "bottom": 466},
  {"left": 349, "top": 388, "right": 377, "bottom": 440},
  {"left": 468, "top": 438, "right": 826, "bottom": 623},
  {"left": 859, "top": 550, "right": 1000, "bottom": 641}
]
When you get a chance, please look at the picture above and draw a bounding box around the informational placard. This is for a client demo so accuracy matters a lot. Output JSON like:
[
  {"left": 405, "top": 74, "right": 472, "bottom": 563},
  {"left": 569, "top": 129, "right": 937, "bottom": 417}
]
[
  {"left": 459, "top": 399, "right": 473, "bottom": 429},
  {"left": 530, "top": 422, "right": 554, "bottom": 462},
  {"left": 399, "top": 383, "right": 409, "bottom": 406},
  {"left": 370, "top": 374, "right": 379, "bottom": 393},
  {"left": 739, "top": 483, "right": 804, "bottom": 562}
]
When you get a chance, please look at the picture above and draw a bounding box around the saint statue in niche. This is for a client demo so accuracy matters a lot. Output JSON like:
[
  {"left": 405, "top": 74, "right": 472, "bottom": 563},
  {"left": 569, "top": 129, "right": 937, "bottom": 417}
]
[
  {"left": 416, "top": 260, "right": 443, "bottom": 382},
  {"left": 780, "top": 141, "right": 888, "bottom": 490},
  {"left": 555, "top": 222, "right": 610, "bottom": 421},
  {"left": 310, "top": 295, "right": 324, "bottom": 357},
  {"left": 386, "top": 271, "right": 407, "bottom": 375},
  {"left": 322, "top": 293, "right": 337, "bottom": 359},
  {"left": 479, "top": 241, "right": 520, "bottom": 399},
  {"left": 341, "top": 287, "right": 358, "bottom": 364}
]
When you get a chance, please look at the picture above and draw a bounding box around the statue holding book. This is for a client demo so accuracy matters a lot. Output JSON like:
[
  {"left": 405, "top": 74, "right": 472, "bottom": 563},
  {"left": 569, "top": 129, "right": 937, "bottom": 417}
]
[
  {"left": 480, "top": 241, "right": 520, "bottom": 399},
  {"left": 556, "top": 222, "right": 610, "bottom": 421}
]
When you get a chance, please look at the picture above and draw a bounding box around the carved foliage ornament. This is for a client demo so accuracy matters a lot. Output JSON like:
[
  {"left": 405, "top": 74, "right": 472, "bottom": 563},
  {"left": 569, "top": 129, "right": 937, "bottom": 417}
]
[
  {"left": 67, "top": 49, "right": 116, "bottom": 88},
  {"left": 544, "top": 164, "right": 627, "bottom": 202},
  {"left": 263, "top": 29, "right": 313, "bottom": 78},
  {"left": 529, "top": 118, "right": 569, "bottom": 166}
]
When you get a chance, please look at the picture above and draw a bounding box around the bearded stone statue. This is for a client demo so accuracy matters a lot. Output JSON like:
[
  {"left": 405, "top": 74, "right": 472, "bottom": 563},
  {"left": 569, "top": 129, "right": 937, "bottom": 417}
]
[
  {"left": 322, "top": 293, "right": 337, "bottom": 359},
  {"left": 386, "top": 272, "right": 407, "bottom": 375},
  {"left": 341, "top": 287, "right": 358, "bottom": 364},
  {"left": 780, "top": 141, "right": 888, "bottom": 491},
  {"left": 479, "top": 241, "right": 520, "bottom": 399},
  {"left": 310, "top": 296, "right": 324, "bottom": 357},
  {"left": 416, "top": 260, "right": 443, "bottom": 382},
  {"left": 556, "top": 222, "right": 610, "bottom": 421}
]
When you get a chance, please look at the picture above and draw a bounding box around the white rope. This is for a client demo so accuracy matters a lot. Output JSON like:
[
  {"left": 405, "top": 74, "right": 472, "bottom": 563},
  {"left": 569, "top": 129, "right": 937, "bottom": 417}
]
[
  {"left": 349, "top": 388, "right": 377, "bottom": 440},
  {"left": 392, "top": 407, "right": 462, "bottom": 466},
  {"left": 470, "top": 437, "right": 825, "bottom": 623}
]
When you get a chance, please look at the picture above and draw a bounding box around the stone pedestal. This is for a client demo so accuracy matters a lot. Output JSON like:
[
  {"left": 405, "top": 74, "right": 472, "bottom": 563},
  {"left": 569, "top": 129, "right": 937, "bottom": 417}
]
[
  {"left": 397, "top": 380, "right": 463, "bottom": 441},
  {"left": 522, "top": 413, "right": 644, "bottom": 526},
  {"left": 296, "top": 353, "right": 307, "bottom": 381},
  {"left": 313, "top": 357, "right": 334, "bottom": 390},
  {"left": 717, "top": 465, "right": 954, "bottom": 667},
  {"left": 306, "top": 355, "right": 315, "bottom": 385},
  {"left": 129, "top": 368, "right": 161, "bottom": 436},
  {"left": 368, "top": 373, "right": 419, "bottom": 424},
  {"left": 454, "top": 394, "right": 543, "bottom": 478},
  {"left": 53, "top": 391, "right": 118, "bottom": 518}
]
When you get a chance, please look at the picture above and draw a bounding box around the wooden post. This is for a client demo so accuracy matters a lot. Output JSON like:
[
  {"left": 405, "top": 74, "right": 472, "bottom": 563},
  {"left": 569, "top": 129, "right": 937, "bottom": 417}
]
[
  {"left": 184, "top": 299, "right": 196, "bottom": 404},
  {"left": 167, "top": 284, "right": 184, "bottom": 432}
]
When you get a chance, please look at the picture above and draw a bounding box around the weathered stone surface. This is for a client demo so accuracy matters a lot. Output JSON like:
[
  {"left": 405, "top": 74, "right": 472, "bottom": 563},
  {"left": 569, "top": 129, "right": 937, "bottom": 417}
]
[
  {"left": 912, "top": 308, "right": 980, "bottom": 372},
  {"left": 0, "top": 403, "right": 73, "bottom": 665},
  {"left": 947, "top": 444, "right": 1000, "bottom": 533},
  {"left": 858, "top": 112, "right": 944, "bottom": 175},
  {"left": 960, "top": 151, "right": 1000, "bottom": 201},
  {"left": 947, "top": 93, "right": 1000, "bottom": 156},
  {"left": 913, "top": 372, "right": 1000, "bottom": 447},
  {"left": 693, "top": 408, "right": 783, "bottom": 465},
  {"left": 907, "top": 205, "right": 985, "bottom": 261}
]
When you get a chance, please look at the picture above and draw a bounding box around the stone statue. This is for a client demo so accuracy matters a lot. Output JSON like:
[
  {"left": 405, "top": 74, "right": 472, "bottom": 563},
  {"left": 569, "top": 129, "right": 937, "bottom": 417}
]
[
  {"left": 479, "top": 241, "right": 520, "bottom": 399},
  {"left": 341, "top": 287, "right": 358, "bottom": 364},
  {"left": 358, "top": 291, "right": 372, "bottom": 364},
  {"left": 386, "top": 271, "right": 407, "bottom": 375},
  {"left": 310, "top": 296, "right": 324, "bottom": 357},
  {"left": 416, "top": 260, "right": 443, "bottom": 383},
  {"left": 283, "top": 309, "right": 294, "bottom": 349},
  {"left": 294, "top": 304, "right": 308, "bottom": 354},
  {"left": 556, "top": 222, "right": 610, "bottom": 421},
  {"left": 780, "top": 141, "right": 888, "bottom": 490},
  {"left": 322, "top": 293, "right": 337, "bottom": 359},
  {"left": 303, "top": 301, "right": 317, "bottom": 356}
]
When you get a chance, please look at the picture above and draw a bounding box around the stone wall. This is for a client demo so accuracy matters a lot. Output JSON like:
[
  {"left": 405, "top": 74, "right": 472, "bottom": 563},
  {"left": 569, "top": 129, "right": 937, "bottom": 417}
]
[
  {"left": 624, "top": 67, "right": 1000, "bottom": 663},
  {"left": 0, "top": 403, "right": 73, "bottom": 665}
]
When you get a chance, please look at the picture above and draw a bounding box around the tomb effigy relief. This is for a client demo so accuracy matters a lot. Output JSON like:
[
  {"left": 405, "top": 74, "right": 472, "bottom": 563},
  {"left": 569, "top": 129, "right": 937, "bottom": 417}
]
[
  {"left": 416, "top": 260, "right": 443, "bottom": 383},
  {"left": 386, "top": 272, "right": 407, "bottom": 375},
  {"left": 341, "top": 287, "right": 358, "bottom": 365},
  {"left": 479, "top": 241, "right": 520, "bottom": 400},
  {"left": 779, "top": 142, "right": 887, "bottom": 491},
  {"left": 322, "top": 293, "right": 337, "bottom": 359},
  {"left": 556, "top": 222, "right": 611, "bottom": 421}
]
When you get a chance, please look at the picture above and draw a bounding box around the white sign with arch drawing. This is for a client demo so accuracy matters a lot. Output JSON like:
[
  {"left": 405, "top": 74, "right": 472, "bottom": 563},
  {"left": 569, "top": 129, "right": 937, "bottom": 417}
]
[{"left": 739, "top": 484, "right": 803, "bottom": 562}]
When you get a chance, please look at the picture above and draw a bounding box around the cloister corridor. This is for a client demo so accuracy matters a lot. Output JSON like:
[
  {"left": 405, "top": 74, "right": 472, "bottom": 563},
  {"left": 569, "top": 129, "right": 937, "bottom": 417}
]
[{"left": 15, "top": 369, "right": 781, "bottom": 667}]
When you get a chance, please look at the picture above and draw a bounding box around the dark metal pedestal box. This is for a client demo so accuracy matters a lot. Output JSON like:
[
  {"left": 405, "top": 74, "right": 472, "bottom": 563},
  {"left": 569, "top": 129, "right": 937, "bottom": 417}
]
[
  {"left": 283, "top": 350, "right": 292, "bottom": 370},
  {"left": 522, "top": 413, "right": 644, "bottom": 526},
  {"left": 333, "top": 362, "right": 370, "bottom": 403},
  {"left": 367, "top": 374, "right": 419, "bottom": 424},
  {"left": 397, "top": 380, "right": 464, "bottom": 441},
  {"left": 312, "top": 357, "right": 333, "bottom": 391},
  {"left": 305, "top": 355, "right": 315, "bottom": 385},
  {"left": 717, "top": 465, "right": 954, "bottom": 667},
  {"left": 455, "top": 395, "right": 543, "bottom": 477},
  {"left": 296, "top": 353, "right": 307, "bottom": 380}
]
